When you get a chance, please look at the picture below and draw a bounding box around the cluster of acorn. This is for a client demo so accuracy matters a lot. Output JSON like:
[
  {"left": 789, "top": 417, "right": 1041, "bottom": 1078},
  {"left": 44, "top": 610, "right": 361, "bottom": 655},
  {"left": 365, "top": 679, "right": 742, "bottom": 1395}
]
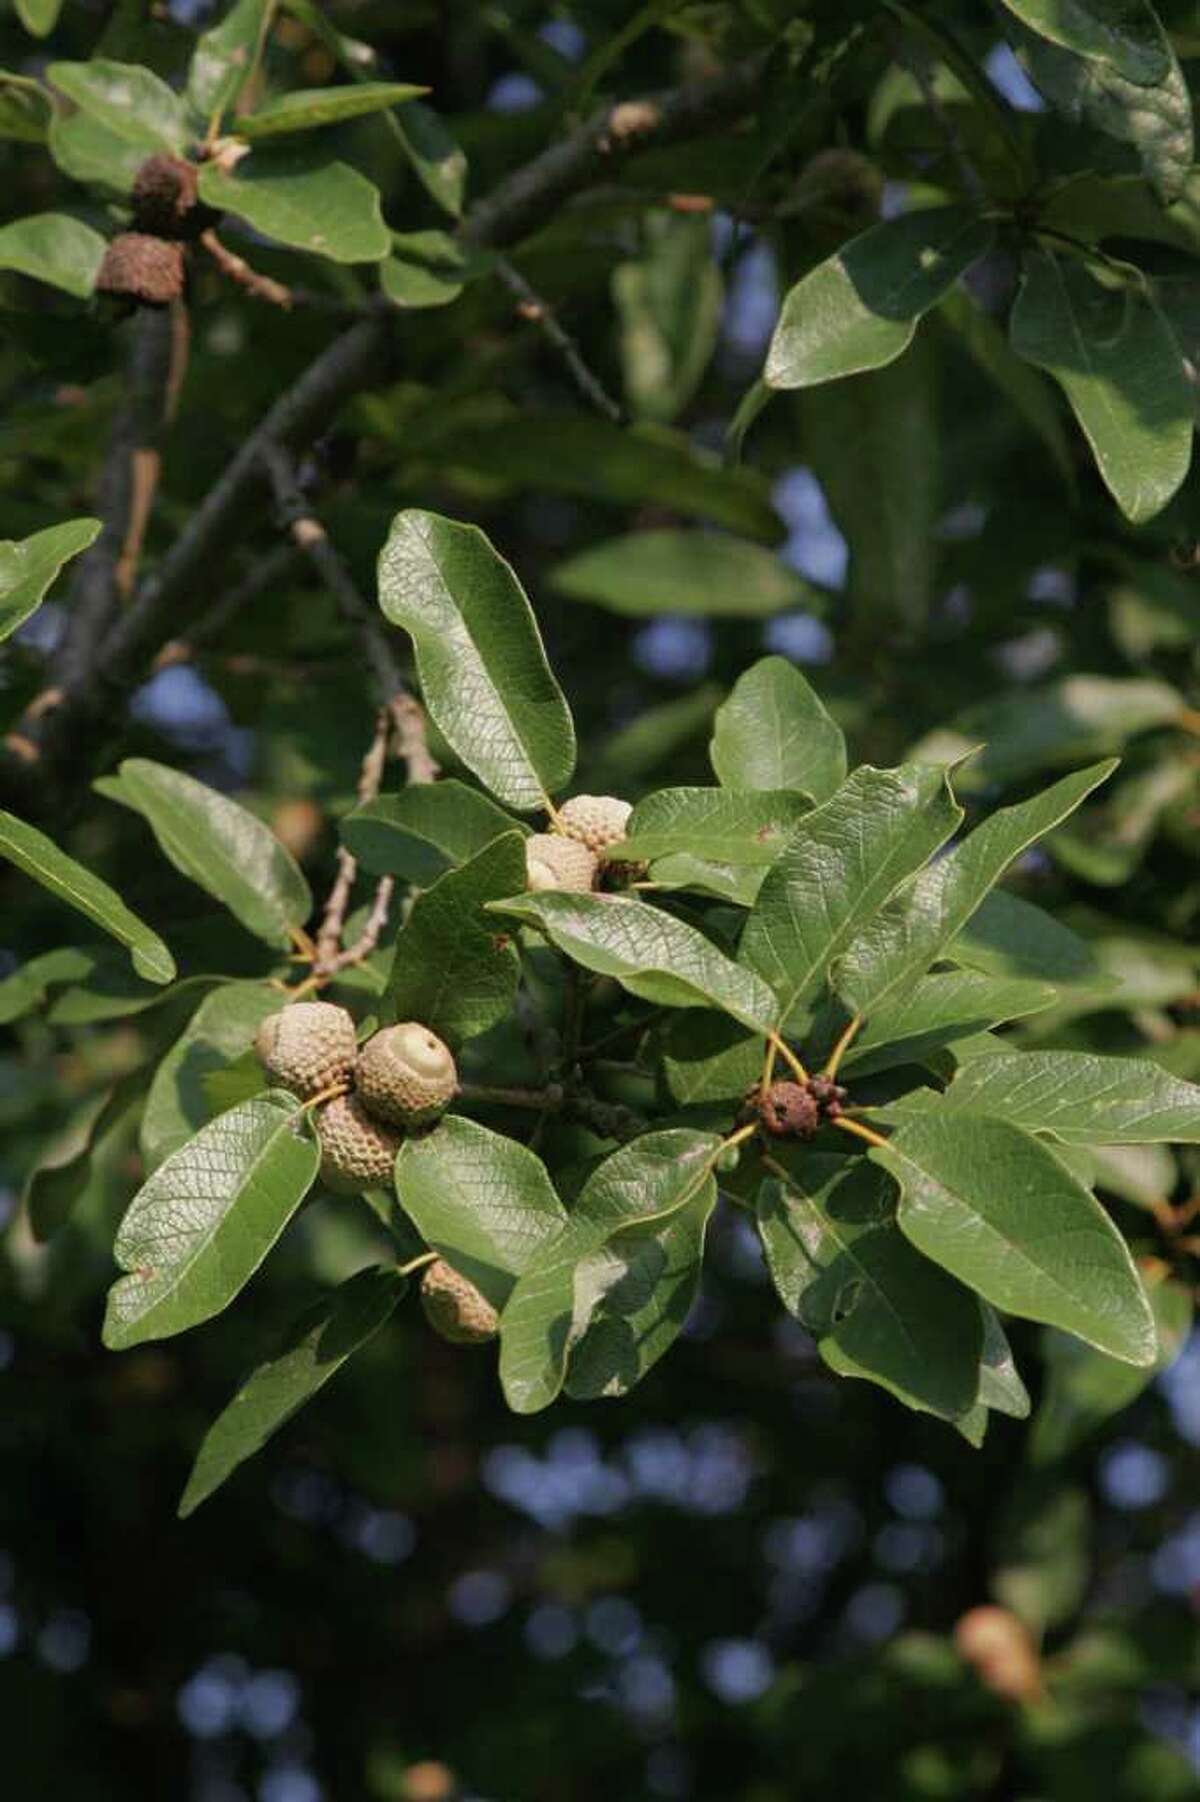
[
  {"left": 254, "top": 1003, "right": 497, "bottom": 1345},
  {"left": 524, "top": 793, "right": 636, "bottom": 892},
  {"left": 96, "top": 152, "right": 218, "bottom": 306}
]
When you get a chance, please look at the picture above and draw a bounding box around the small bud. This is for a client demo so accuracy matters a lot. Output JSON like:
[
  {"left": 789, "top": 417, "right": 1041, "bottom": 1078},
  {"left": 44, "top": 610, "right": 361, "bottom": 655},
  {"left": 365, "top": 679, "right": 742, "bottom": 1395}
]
[
  {"left": 316, "top": 1093, "right": 403, "bottom": 1194},
  {"left": 254, "top": 1001, "right": 357, "bottom": 1099},
  {"left": 96, "top": 232, "right": 185, "bottom": 305},
  {"left": 355, "top": 1022, "right": 457, "bottom": 1128},
  {"left": 525, "top": 832, "right": 598, "bottom": 893},
  {"left": 420, "top": 1258, "right": 499, "bottom": 1345}
]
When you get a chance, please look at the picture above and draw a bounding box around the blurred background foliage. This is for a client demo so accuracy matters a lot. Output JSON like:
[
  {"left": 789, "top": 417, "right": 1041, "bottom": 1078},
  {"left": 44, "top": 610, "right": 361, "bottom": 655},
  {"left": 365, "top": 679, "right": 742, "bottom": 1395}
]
[{"left": 0, "top": 1, "right": 1198, "bottom": 1798}]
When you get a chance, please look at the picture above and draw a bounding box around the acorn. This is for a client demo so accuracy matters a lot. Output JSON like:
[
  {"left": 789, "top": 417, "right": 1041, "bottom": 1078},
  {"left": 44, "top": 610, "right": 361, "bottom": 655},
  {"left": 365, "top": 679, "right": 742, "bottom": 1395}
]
[
  {"left": 759, "top": 1080, "right": 820, "bottom": 1141},
  {"left": 555, "top": 794, "right": 633, "bottom": 855},
  {"left": 355, "top": 1022, "right": 457, "bottom": 1128},
  {"left": 420, "top": 1258, "right": 499, "bottom": 1345},
  {"left": 95, "top": 232, "right": 185, "bottom": 305},
  {"left": 254, "top": 1000, "right": 357, "bottom": 1100},
  {"left": 525, "top": 832, "right": 598, "bottom": 893},
  {"left": 130, "top": 152, "right": 214, "bottom": 240},
  {"left": 316, "top": 1092, "right": 403, "bottom": 1194}
]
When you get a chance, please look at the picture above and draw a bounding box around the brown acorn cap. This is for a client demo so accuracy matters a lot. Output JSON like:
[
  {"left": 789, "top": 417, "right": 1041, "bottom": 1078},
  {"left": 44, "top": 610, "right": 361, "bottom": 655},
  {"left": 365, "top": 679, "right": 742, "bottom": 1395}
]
[
  {"left": 96, "top": 232, "right": 185, "bottom": 305},
  {"left": 130, "top": 153, "right": 209, "bottom": 239}
]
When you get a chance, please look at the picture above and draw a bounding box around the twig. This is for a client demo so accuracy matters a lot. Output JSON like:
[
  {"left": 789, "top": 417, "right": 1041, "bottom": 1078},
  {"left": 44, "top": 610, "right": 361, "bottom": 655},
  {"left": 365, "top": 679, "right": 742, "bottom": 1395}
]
[
  {"left": 152, "top": 541, "right": 301, "bottom": 667},
  {"left": 456, "top": 1079, "right": 648, "bottom": 1141},
  {"left": 313, "top": 706, "right": 392, "bottom": 975},
  {"left": 495, "top": 255, "right": 624, "bottom": 424},
  {"left": 199, "top": 228, "right": 293, "bottom": 309},
  {"left": 462, "top": 54, "right": 767, "bottom": 250},
  {"left": 834, "top": 1116, "right": 889, "bottom": 1150},
  {"left": 257, "top": 440, "right": 407, "bottom": 704},
  {"left": 45, "top": 310, "right": 175, "bottom": 691}
]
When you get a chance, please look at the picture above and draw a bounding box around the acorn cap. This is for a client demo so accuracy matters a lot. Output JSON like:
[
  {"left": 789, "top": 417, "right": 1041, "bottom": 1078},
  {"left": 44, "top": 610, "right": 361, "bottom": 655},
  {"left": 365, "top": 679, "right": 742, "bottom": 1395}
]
[
  {"left": 525, "top": 832, "right": 598, "bottom": 893},
  {"left": 254, "top": 1000, "right": 357, "bottom": 1099},
  {"left": 556, "top": 794, "right": 633, "bottom": 855},
  {"left": 355, "top": 1022, "right": 457, "bottom": 1128},
  {"left": 316, "top": 1092, "right": 404, "bottom": 1194},
  {"left": 420, "top": 1259, "right": 499, "bottom": 1345},
  {"left": 96, "top": 232, "right": 185, "bottom": 305},
  {"left": 130, "top": 153, "right": 211, "bottom": 239}
]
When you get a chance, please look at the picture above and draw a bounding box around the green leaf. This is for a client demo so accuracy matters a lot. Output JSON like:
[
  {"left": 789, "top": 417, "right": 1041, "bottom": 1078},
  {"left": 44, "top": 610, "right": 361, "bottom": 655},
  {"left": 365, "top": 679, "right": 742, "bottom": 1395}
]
[
  {"left": 234, "top": 81, "right": 425, "bottom": 139},
  {"left": 98, "top": 758, "right": 312, "bottom": 951},
  {"left": 394, "top": 98, "right": 467, "bottom": 217},
  {"left": 487, "top": 891, "right": 779, "bottom": 1033},
  {"left": 0, "top": 213, "right": 106, "bottom": 297},
  {"left": 1014, "top": 9, "right": 1192, "bottom": 201},
  {"left": 48, "top": 107, "right": 145, "bottom": 194},
  {"left": 1010, "top": 252, "right": 1192, "bottom": 523},
  {"left": 0, "top": 946, "right": 98, "bottom": 1026},
  {"left": 429, "top": 416, "right": 783, "bottom": 543},
  {"left": 15, "top": 0, "right": 64, "bottom": 37},
  {"left": 756, "top": 1158, "right": 983, "bottom": 1422},
  {"left": 377, "top": 509, "right": 575, "bottom": 811},
  {"left": 0, "top": 71, "right": 52, "bottom": 143},
  {"left": 645, "top": 852, "right": 767, "bottom": 910},
  {"left": 0, "top": 517, "right": 100, "bottom": 641},
  {"left": 871, "top": 1113, "right": 1157, "bottom": 1365},
  {"left": 765, "top": 207, "right": 993, "bottom": 389},
  {"left": 911, "top": 677, "right": 1180, "bottom": 786},
  {"left": 197, "top": 149, "right": 390, "bottom": 263},
  {"left": 844, "top": 971, "right": 1058, "bottom": 1078},
  {"left": 498, "top": 1129, "right": 719, "bottom": 1414},
  {"left": 661, "top": 1010, "right": 762, "bottom": 1105},
  {"left": 394, "top": 1116, "right": 567, "bottom": 1309},
  {"left": 178, "top": 1267, "right": 404, "bottom": 1517},
  {"left": 187, "top": 0, "right": 271, "bottom": 121},
  {"left": 550, "top": 529, "right": 819, "bottom": 620},
  {"left": 565, "top": 1185, "right": 716, "bottom": 1399},
  {"left": 1048, "top": 757, "right": 1194, "bottom": 887},
  {"left": 380, "top": 230, "right": 474, "bottom": 309},
  {"left": 613, "top": 209, "right": 722, "bottom": 423},
  {"left": 927, "top": 1048, "right": 1200, "bottom": 1144},
  {"left": 617, "top": 787, "right": 811, "bottom": 867},
  {"left": 48, "top": 59, "right": 188, "bottom": 151},
  {"left": 103, "top": 1092, "right": 319, "bottom": 1350},
  {"left": 341, "top": 780, "right": 525, "bottom": 883},
  {"left": 799, "top": 341, "right": 940, "bottom": 634},
  {"left": 838, "top": 762, "right": 1115, "bottom": 1018},
  {"left": 27, "top": 1072, "right": 144, "bottom": 1243},
  {"left": 978, "top": 1303, "right": 1031, "bottom": 1420},
  {"left": 739, "top": 764, "right": 962, "bottom": 1028},
  {"left": 996, "top": 0, "right": 1170, "bottom": 80},
  {"left": 0, "top": 810, "right": 175, "bottom": 985},
  {"left": 949, "top": 889, "right": 1108, "bottom": 989},
  {"left": 1030, "top": 1276, "right": 1192, "bottom": 1462},
  {"left": 710, "top": 656, "right": 846, "bottom": 803},
  {"left": 383, "top": 833, "right": 526, "bottom": 1046},
  {"left": 141, "top": 982, "right": 283, "bottom": 1171}
]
